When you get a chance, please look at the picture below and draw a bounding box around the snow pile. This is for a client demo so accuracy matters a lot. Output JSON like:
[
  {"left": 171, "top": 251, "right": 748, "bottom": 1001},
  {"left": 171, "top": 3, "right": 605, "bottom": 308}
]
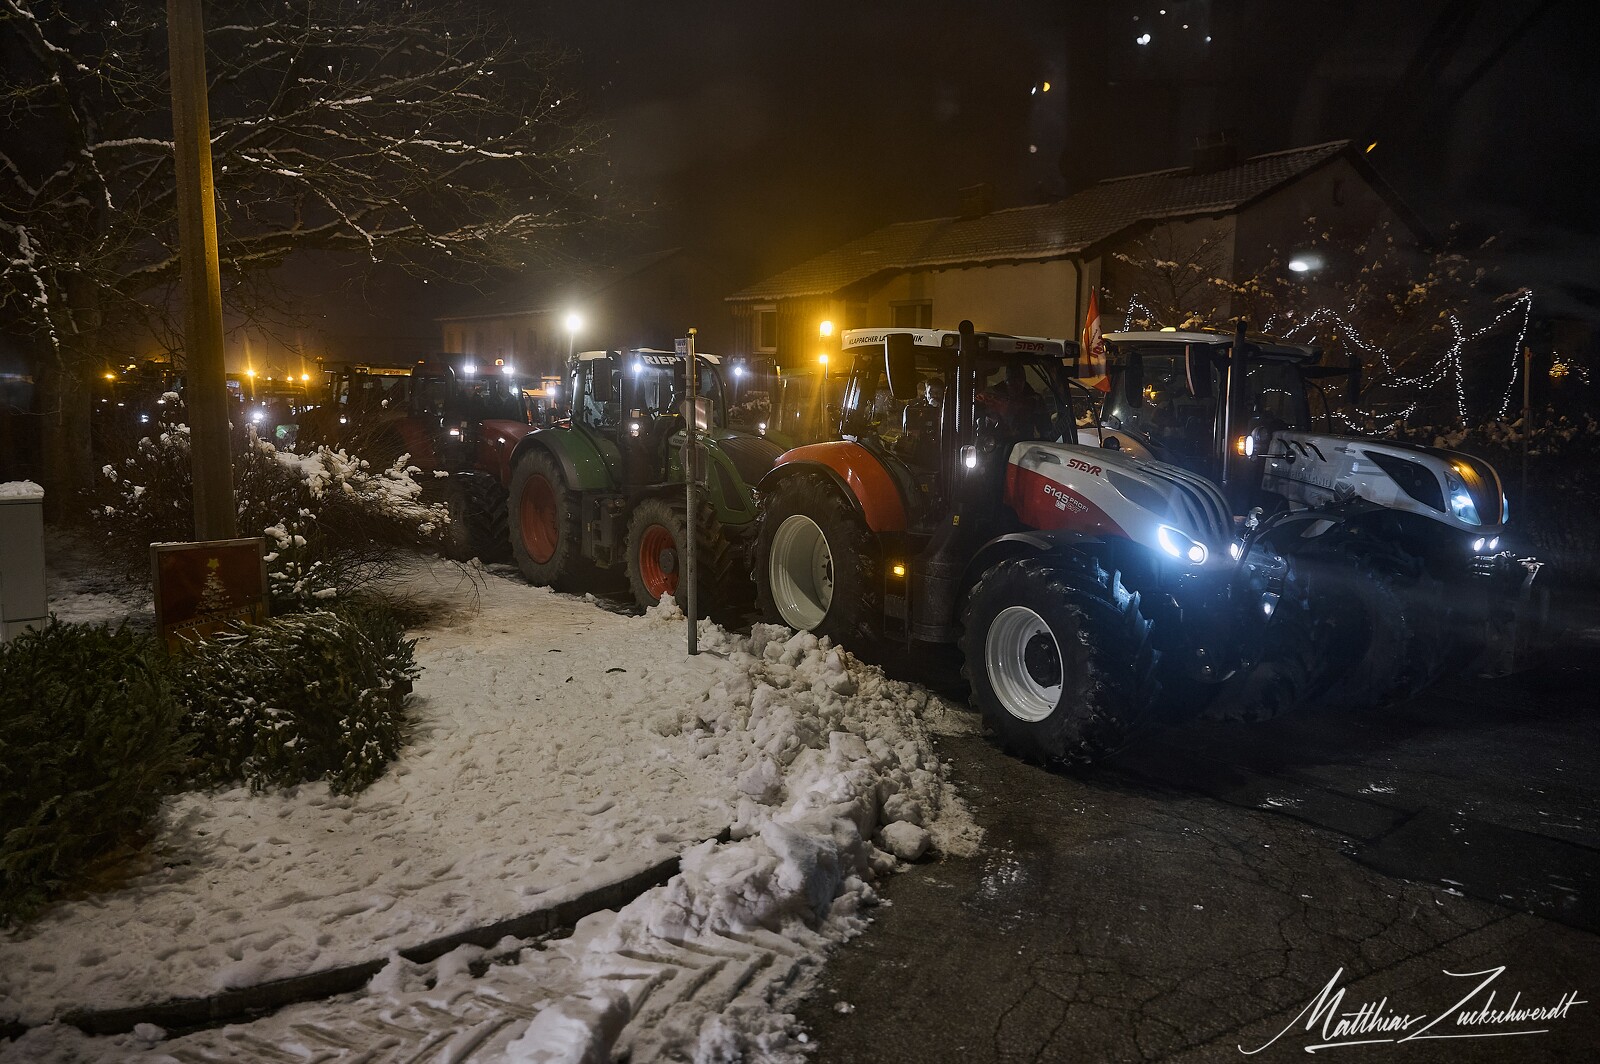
[
  {"left": 2, "top": 564, "right": 976, "bottom": 1062},
  {"left": 0, "top": 480, "right": 44, "bottom": 500}
]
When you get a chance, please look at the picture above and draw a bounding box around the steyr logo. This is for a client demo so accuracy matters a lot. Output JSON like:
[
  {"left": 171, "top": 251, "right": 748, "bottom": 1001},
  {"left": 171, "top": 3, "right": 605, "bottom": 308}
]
[{"left": 1067, "top": 457, "right": 1103, "bottom": 476}]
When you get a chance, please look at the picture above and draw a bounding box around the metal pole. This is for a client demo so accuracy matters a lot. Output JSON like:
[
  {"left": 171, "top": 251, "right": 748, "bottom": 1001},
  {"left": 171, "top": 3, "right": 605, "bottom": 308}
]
[
  {"left": 168, "top": 0, "right": 236, "bottom": 541},
  {"left": 684, "top": 329, "right": 699, "bottom": 655}
]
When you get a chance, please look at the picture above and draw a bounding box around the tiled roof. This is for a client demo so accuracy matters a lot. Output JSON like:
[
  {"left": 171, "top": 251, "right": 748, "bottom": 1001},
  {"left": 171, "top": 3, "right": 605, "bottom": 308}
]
[
  {"left": 439, "top": 248, "right": 683, "bottom": 321},
  {"left": 730, "top": 141, "right": 1352, "bottom": 302}
]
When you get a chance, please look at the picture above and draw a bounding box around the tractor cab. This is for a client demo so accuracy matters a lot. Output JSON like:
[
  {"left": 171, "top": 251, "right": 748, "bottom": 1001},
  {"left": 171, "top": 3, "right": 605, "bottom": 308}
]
[
  {"left": 836, "top": 327, "right": 1078, "bottom": 530},
  {"left": 406, "top": 356, "right": 540, "bottom": 475},
  {"left": 1100, "top": 328, "right": 1344, "bottom": 512},
  {"left": 570, "top": 348, "right": 729, "bottom": 489}
]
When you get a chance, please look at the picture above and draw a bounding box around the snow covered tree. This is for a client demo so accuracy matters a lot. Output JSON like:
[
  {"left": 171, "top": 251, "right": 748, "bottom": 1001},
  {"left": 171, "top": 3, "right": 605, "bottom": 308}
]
[{"left": 1, "top": 0, "right": 606, "bottom": 504}]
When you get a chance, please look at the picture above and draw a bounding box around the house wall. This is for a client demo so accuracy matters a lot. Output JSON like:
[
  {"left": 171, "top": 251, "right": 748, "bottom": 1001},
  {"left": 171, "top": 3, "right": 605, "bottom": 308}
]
[
  {"left": 861, "top": 259, "right": 1080, "bottom": 339},
  {"left": 732, "top": 259, "right": 1083, "bottom": 366}
]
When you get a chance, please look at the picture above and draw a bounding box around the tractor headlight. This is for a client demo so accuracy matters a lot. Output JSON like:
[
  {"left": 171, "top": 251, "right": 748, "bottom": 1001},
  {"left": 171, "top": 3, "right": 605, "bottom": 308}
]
[
  {"left": 1444, "top": 471, "right": 1481, "bottom": 525},
  {"left": 1158, "top": 524, "right": 1208, "bottom": 565},
  {"left": 961, "top": 445, "right": 978, "bottom": 470}
]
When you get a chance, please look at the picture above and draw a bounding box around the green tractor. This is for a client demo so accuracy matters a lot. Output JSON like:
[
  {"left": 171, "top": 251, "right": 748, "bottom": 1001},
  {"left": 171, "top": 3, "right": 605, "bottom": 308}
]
[{"left": 506, "top": 348, "right": 784, "bottom": 610}]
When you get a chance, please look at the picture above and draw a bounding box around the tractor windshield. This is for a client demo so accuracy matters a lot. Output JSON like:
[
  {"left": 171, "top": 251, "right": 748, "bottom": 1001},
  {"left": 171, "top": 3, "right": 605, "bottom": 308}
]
[
  {"left": 620, "top": 356, "right": 726, "bottom": 429},
  {"left": 1103, "top": 353, "right": 1218, "bottom": 465},
  {"left": 1102, "top": 352, "right": 1311, "bottom": 468},
  {"left": 842, "top": 345, "right": 1074, "bottom": 462},
  {"left": 461, "top": 374, "right": 534, "bottom": 422}
]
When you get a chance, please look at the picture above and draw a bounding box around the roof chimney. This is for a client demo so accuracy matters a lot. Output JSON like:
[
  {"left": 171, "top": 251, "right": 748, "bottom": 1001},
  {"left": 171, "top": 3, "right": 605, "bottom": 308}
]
[
  {"left": 1190, "top": 130, "right": 1240, "bottom": 175},
  {"left": 958, "top": 182, "right": 994, "bottom": 219}
]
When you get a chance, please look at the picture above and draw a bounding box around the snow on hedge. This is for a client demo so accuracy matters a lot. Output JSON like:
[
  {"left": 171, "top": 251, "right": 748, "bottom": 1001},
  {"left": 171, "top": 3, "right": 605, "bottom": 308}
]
[{"left": 1, "top": 562, "right": 978, "bottom": 1062}]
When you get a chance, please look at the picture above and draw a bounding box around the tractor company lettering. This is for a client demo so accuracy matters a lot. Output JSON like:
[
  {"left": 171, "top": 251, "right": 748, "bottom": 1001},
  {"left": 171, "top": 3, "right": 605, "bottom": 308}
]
[
  {"left": 1238, "top": 966, "right": 1587, "bottom": 1056},
  {"left": 1066, "top": 457, "right": 1102, "bottom": 476}
]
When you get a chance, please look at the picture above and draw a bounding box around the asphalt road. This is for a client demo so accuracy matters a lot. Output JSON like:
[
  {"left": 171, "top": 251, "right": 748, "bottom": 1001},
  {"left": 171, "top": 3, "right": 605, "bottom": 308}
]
[{"left": 797, "top": 656, "right": 1600, "bottom": 1062}]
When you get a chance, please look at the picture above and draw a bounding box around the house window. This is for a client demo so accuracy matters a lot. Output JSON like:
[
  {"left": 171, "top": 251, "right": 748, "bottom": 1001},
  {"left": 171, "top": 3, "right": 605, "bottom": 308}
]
[
  {"left": 756, "top": 306, "right": 778, "bottom": 352},
  {"left": 892, "top": 301, "right": 932, "bottom": 329}
]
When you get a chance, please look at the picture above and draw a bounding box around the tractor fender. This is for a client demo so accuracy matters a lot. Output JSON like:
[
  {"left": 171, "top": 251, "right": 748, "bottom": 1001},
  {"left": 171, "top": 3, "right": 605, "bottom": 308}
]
[
  {"left": 508, "top": 427, "right": 612, "bottom": 492},
  {"left": 962, "top": 529, "right": 1114, "bottom": 591},
  {"left": 758, "top": 441, "right": 908, "bottom": 533}
]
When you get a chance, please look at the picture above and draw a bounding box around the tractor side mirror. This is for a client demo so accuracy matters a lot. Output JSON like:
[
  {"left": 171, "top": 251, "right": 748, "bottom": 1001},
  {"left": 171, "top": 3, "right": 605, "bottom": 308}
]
[
  {"left": 1348, "top": 356, "right": 1363, "bottom": 405},
  {"left": 1123, "top": 351, "right": 1145, "bottom": 408},
  {"left": 590, "top": 359, "right": 614, "bottom": 403},
  {"left": 885, "top": 333, "right": 919, "bottom": 402},
  {"left": 1185, "top": 344, "right": 1213, "bottom": 399}
]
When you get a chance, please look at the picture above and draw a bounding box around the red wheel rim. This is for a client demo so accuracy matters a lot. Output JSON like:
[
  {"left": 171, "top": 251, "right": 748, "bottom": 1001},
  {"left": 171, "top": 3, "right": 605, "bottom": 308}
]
[
  {"left": 518, "top": 473, "right": 559, "bottom": 564},
  {"left": 638, "top": 524, "right": 679, "bottom": 599}
]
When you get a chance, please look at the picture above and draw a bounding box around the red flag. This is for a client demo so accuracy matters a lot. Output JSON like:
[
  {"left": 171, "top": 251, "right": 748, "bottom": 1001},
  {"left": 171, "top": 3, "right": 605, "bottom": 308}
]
[{"left": 1079, "top": 288, "right": 1110, "bottom": 392}]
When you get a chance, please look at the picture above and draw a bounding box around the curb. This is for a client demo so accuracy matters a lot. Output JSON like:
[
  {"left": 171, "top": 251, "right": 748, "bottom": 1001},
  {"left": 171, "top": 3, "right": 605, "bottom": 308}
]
[{"left": 18, "top": 836, "right": 723, "bottom": 1041}]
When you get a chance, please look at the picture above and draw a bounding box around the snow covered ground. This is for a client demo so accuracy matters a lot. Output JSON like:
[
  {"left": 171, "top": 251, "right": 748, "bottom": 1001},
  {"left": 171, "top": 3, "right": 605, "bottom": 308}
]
[{"left": 3, "top": 551, "right": 980, "bottom": 1062}]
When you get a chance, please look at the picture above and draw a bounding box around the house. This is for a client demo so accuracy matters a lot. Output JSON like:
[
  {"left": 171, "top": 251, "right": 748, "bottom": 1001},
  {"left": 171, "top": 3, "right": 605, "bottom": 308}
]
[
  {"left": 437, "top": 247, "right": 736, "bottom": 381},
  {"left": 726, "top": 140, "right": 1426, "bottom": 367}
]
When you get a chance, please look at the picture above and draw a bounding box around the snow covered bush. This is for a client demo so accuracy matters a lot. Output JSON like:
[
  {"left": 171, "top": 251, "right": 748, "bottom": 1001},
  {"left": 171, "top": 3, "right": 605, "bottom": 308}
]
[
  {"left": 0, "top": 621, "right": 190, "bottom": 927},
  {"left": 174, "top": 605, "right": 419, "bottom": 795},
  {"left": 90, "top": 409, "right": 448, "bottom": 609}
]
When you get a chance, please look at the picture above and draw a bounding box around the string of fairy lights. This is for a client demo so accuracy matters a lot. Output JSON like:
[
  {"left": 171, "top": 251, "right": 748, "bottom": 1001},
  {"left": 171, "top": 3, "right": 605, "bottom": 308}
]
[{"left": 1117, "top": 289, "right": 1542, "bottom": 428}]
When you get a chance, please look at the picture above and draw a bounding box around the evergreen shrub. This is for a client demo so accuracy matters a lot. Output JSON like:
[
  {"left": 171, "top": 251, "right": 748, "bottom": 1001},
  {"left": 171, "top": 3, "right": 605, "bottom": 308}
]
[
  {"left": 0, "top": 621, "right": 190, "bottom": 926},
  {"left": 175, "top": 605, "right": 419, "bottom": 795}
]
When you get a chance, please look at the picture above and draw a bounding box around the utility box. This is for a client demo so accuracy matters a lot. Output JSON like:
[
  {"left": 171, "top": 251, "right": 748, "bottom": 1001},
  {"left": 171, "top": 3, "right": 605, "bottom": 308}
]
[{"left": 0, "top": 481, "right": 47, "bottom": 642}]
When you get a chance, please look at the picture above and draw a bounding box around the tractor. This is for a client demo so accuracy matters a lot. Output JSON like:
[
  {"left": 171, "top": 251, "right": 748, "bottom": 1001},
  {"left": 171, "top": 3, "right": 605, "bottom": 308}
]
[
  {"left": 752, "top": 322, "right": 1539, "bottom": 764},
  {"left": 506, "top": 348, "right": 784, "bottom": 610},
  {"left": 318, "top": 355, "right": 543, "bottom": 562}
]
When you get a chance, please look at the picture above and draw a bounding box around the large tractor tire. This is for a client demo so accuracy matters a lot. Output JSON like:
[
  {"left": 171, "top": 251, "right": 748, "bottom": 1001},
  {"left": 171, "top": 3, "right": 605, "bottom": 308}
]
[
  {"left": 754, "top": 475, "right": 880, "bottom": 645},
  {"left": 509, "top": 449, "right": 581, "bottom": 589},
  {"left": 960, "top": 554, "right": 1158, "bottom": 765},
  {"left": 441, "top": 474, "right": 511, "bottom": 563},
  {"left": 624, "top": 497, "right": 735, "bottom": 611},
  {"left": 1299, "top": 552, "right": 1411, "bottom": 714},
  {"left": 1202, "top": 561, "right": 1319, "bottom": 722}
]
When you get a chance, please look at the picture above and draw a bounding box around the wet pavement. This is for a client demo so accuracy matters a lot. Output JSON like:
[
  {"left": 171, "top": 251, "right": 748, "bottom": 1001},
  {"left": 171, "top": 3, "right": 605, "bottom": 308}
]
[{"left": 797, "top": 660, "right": 1600, "bottom": 1062}]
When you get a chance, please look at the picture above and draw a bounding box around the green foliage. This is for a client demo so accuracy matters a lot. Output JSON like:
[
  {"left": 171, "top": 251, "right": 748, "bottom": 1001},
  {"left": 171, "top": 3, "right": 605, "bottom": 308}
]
[
  {"left": 0, "top": 621, "right": 190, "bottom": 927},
  {"left": 175, "top": 605, "right": 419, "bottom": 795}
]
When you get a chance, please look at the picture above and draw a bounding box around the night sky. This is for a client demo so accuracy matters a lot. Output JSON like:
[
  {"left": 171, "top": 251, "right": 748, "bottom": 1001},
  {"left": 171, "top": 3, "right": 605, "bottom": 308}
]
[
  {"left": 526, "top": 0, "right": 1594, "bottom": 296},
  {"left": 315, "top": 0, "right": 1596, "bottom": 360}
]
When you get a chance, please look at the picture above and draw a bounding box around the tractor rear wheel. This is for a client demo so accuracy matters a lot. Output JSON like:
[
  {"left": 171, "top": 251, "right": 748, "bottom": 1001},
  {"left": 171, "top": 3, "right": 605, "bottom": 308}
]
[
  {"left": 509, "top": 449, "right": 580, "bottom": 588},
  {"left": 960, "top": 554, "right": 1158, "bottom": 765},
  {"left": 754, "top": 475, "right": 879, "bottom": 645},
  {"left": 624, "top": 498, "right": 736, "bottom": 611}
]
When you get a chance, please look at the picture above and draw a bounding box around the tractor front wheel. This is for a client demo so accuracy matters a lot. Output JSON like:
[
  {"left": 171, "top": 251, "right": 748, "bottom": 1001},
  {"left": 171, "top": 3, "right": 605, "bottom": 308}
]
[
  {"left": 509, "top": 449, "right": 580, "bottom": 588},
  {"left": 754, "top": 475, "right": 879, "bottom": 645},
  {"left": 624, "top": 498, "right": 734, "bottom": 611},
  {"left": 960, "top": 555, "right": 1158, "bottom": 765}
]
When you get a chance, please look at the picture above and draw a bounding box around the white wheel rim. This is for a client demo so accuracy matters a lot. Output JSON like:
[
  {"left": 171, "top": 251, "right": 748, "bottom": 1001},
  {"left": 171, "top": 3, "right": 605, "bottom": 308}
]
[
  {"left": 769, "top": 514, "right": 833, "bottom": 630},
  {"left": 985, "top": 605, "right": 1063, "bottom": 723}
]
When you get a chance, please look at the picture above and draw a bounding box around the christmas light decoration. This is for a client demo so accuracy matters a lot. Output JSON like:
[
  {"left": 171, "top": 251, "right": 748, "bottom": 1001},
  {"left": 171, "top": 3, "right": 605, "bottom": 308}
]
[{"left": 1120, "top": 289, "right": 1538, "bottom": 430}]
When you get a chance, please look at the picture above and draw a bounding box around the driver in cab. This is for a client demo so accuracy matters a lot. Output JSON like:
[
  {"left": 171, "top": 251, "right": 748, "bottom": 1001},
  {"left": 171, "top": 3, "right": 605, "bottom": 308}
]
[{"left": 977, "top": 362, "right": 1052, "bottom": 442}]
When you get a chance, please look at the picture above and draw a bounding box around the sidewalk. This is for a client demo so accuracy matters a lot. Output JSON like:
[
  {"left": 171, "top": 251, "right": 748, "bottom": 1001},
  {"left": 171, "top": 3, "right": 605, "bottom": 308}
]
[{"left": 2, "top": 555, "right": 980, "bottom": 1062}]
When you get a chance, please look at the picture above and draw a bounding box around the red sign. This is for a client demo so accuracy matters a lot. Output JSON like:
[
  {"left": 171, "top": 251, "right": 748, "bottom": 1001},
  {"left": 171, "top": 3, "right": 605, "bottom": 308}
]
[{"left": 151, "top": 538, "right": 268, "bottom": 649}]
